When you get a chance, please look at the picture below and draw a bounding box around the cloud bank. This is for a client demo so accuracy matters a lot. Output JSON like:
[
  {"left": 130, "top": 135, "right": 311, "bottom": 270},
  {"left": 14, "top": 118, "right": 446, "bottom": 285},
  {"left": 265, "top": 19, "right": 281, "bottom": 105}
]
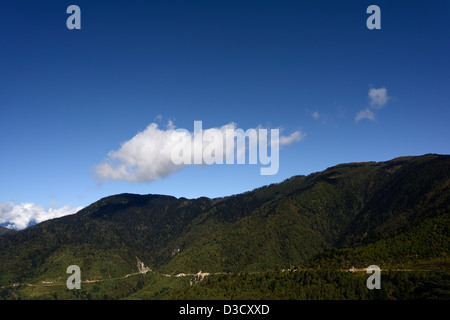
[
  {"left": 0, "top": 202, "right": 84, "bottom": 230},
  {"left": 95, "top": 122, "right": 304, "bottom": 183},
  {"left": 355, "top": 87, "right": 390, "bottom": 122}
]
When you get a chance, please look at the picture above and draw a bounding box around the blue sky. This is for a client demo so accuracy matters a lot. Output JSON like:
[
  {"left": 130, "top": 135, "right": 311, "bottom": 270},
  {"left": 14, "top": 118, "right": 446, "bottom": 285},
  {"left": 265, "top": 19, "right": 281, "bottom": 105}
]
[{"left": 1, "top": 0, "right": 449, "bottom": 229}]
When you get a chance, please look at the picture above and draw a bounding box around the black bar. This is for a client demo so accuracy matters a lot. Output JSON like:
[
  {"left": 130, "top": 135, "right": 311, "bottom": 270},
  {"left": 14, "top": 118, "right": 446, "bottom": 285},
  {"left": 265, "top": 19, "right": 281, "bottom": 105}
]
[{"left": 1, "top": 300, "right": 447, "bottom": 319}]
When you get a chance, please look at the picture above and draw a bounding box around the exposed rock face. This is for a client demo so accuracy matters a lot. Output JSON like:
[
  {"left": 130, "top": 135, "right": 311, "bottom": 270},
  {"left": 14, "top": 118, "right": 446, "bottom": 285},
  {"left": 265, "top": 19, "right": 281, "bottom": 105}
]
[
  {"left": 189, "top": 271, "right": 210, "bottom": 286},
  {"left": 136, "top": 257, "right": 150, "bottom": 274}
]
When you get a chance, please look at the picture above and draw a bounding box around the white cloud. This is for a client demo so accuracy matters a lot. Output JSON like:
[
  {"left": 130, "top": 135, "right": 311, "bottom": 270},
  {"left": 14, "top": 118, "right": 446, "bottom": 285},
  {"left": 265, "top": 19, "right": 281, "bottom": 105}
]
[
  {"left": 355, "top": 107, "right": 376, "bottom": 122},
  {"left": 0, "top": 202, "right": 83, "bottom": 230},
  {"left": 355, "top": 87, "right": 390, "bottom": 122},
  {"left": 311, "top": 111, "right": 320, "bottom": 120},
  {"left": 279, "top": 131, "right": 306, "bottom": 145},
  {"left": 368, "top": 87, "right": 389, "bottom": 109},
  {"left": 95, "top": 122, "right": 189, "bottom": 183},
  {"left": 95, "top": 121, "right": 304, "bottom": 182}
]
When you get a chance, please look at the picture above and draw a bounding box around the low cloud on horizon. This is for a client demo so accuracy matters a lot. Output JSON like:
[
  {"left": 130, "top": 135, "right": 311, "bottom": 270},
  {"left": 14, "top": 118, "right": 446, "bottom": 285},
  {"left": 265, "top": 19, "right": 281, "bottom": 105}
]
[{"left": 0, "top": 202, "right": 83, "bottom": 230}]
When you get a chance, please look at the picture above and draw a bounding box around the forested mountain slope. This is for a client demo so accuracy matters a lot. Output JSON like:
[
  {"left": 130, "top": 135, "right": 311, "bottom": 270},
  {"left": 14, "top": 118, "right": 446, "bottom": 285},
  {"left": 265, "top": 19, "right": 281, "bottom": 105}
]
[{"left": 0, "top": 154, "right": 448, "bottom": 299}]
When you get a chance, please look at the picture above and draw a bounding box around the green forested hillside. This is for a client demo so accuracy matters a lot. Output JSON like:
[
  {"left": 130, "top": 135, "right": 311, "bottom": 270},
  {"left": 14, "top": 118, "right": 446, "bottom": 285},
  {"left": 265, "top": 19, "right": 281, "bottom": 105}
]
[
  {"left": 0, "top": 154, "right": 449, "bottom": 300},
  {"left": 163, "top": 270, "right": 450, "bottom": 300}
]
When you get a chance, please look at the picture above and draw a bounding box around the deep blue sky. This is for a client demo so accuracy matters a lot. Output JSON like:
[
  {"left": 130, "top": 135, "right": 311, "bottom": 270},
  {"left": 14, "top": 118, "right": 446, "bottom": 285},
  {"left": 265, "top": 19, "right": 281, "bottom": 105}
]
[{"left": 1, "top": 1, "right": 449, "bottom": 228}]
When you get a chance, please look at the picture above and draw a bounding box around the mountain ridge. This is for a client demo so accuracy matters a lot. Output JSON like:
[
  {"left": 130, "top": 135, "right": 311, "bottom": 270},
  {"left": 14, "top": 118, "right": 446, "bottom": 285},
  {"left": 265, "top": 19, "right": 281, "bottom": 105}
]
[{"left": 0, "top": 226, "right": 15, "bottom": 236}]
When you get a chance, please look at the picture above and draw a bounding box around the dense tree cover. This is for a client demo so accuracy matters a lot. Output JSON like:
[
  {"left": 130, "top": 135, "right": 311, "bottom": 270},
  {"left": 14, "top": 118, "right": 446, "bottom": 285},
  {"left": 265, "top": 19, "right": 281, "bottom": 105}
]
[
  {"left": 0, "top": 272, "right": 190, "bottom": 300},
  {"left": 306, "top": 211, "right": 449, "bottom": 270},
  {"left": 0, "top": 154, "right": 449, "bottom": 299},
  {"left": 1, "top": 270, "right": 448, "bottom": 300},
  {"left": 163, "top": 270, "right": 450, "bottom": 300}
]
